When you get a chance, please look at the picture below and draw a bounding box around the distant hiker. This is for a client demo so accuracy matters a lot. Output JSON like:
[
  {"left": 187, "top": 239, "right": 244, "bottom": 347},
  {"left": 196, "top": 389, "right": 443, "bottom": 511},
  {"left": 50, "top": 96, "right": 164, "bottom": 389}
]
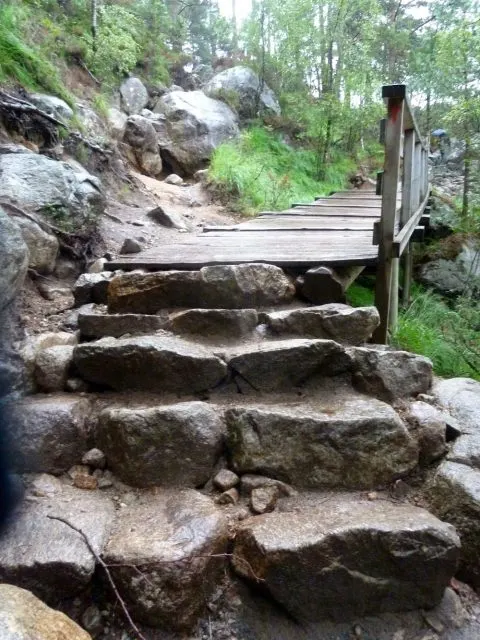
[{"left": 431, "top": 129, "right": 449, "bottom": 163}]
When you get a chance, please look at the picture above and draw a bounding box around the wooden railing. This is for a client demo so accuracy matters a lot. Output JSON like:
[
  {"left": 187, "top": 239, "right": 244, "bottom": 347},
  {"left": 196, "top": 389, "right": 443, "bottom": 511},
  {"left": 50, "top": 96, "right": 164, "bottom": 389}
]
[{"left": 373, "top": 84, "right": 431, "bottom": 344}]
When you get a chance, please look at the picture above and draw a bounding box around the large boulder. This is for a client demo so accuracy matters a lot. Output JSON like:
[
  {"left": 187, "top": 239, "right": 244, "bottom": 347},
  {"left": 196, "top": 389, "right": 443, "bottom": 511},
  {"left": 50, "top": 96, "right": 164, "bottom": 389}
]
[
  {"left": 0, "top": 484, "right": 114, "bottom": 601},
  {"left": 225, "top": 339, "right": 352, "bottom": 391},
  {"left": 262, "top": 304, "right": 380, "bottom": 345},
  {"left": 119, "top": 77, "right": 149, "bottom": 115},
  {"left": 350, "top": 346, "right": 433, "bottom": 401},
  {"left": 28, "top": 93, "right": 73, "bottom": 122},
  {"left": 7, "top": 394, "right": 91, "bottom": 474},
  {"left": 123, "top": 115, "right": 162, "bottom": 176},
  {"left": 0, "top": 152, "right": 105, "bottom": 229},
  {"left": 426, "top": 461, "right": 480, "bottom": 588},
  {"left": 205, "top": 66, "right": 280, "bottom": 121},
  {"left": 103, "top": 490, "right": 228, "bottom": 630},
  {"left": 74, "top": 335, "right": 227, "bottom": 393},
  {"left": 420, "top": 240, "right": 480, "bottom": 295},
  {"left": 434, "top": 378, "right": 480, "bottom": 468},
  {"left": 108, "top": 264, "right": 295, "bottom": 313},
  {"left": 107, "top": 107, "right": 128, "bottom": 139},
  {"left": 0, "top": 584, "right": 91, "bottom": 640},
  {"left": 12, "top": 215, "right": 59, "bottom": 274},
  {"left": 0, "top": 206, "right": 29, "bottom": 312},
  {"left": 233, "top": 494, "right": 460, "bottom": 621},
  {"left": 153, "top": 90, "right": 239, "bottom": 174},
  {"left": 226, "top": 396, "right": 418, "bottom": 488},
  {"left": 96, "top": 402, "right": 225, "bottom": 487}
]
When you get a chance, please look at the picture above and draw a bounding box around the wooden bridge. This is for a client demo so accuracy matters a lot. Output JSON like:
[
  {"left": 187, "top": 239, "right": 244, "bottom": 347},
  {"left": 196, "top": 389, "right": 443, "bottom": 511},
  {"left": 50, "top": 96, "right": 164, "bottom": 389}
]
[{"left": 108, "top": 85, "right": 431, "bottom": 343}]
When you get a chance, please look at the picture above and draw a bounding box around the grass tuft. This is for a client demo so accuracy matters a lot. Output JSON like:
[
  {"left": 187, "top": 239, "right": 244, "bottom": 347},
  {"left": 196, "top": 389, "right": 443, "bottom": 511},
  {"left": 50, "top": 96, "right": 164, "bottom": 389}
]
[
  {"left": 0, "top": 4, "right": 73, "bottom": 105},
  {"left": 348, "top": 282, "right": 480, "bottom": 380},
  {"left": 209, "top": 126, "right": 355, "bottom": 215}
]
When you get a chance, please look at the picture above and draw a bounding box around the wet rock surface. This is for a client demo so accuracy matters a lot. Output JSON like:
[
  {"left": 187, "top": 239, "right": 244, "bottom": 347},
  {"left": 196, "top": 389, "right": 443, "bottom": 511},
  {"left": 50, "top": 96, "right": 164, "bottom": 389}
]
[
  {"left": 7, "top": 394, "right": 90, "bottom": 474},
  {"left": 226, "top": 397, "right": 418, "bottom": 488},
  {"left": 96, "top": 401, "right": 225, "bottom": 487},
  {"left": 233, "top": 494, "right": 460, "bottom": 622},
  {"left": 103, "top": 489, "right": 228, "bottom": 630},
  {"left": 74, "top": 335, "right": 227, "bottom": 393},
  {"left": 0, "top": 485, "right": 114, "bottom": 601}
]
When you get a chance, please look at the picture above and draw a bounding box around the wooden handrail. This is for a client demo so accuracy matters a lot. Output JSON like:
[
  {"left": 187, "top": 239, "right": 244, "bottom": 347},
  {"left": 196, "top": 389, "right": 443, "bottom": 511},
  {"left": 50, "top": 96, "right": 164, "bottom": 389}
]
[{"left": 373, "top": 84, "right": 431, "bottom": 344}]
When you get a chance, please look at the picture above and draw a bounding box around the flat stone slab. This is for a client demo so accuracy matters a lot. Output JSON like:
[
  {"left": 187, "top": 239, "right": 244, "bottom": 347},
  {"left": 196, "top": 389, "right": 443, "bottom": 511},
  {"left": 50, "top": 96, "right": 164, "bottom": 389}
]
[
  {"left": 168, "top": 308, "right": 258, "bottom": 340},
  {"left": 262, "top": 304, "right": 380, "bottom": 345},
  {"left": 74, "top": 335, "right": 228, "bottom": 393},
  {"left": 96, "top": 402, "right": 225, "bottom": 487},
  {"left": 7, "top": 394, "right": 91, "bottom": 474},
  {"left": 78, "top": 310, "right": 166, "bottom": 339},
  {"left": 108, "top": 263, "right": 295, "bottom": 313},
  {"left": 0, "top": 485, "right": 114, "bottom": 602},
  {"left": 225, "top": 339, "right": 352, "bottom": 391},
  {"left": 233, "top": 494, "right": 460, "bottom": 622},
  {"left": 226, "top": 397, "right": 418, "bottom": 489},
  {"left": 103, "top": 489, "right": 228, "bottom": 631}
]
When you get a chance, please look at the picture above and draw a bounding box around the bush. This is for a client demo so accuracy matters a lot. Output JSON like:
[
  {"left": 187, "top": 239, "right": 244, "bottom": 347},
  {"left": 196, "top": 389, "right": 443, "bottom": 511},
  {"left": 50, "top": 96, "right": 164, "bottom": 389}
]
[{"left": 209, "top": 126, "right": 355, "bottom": 215}]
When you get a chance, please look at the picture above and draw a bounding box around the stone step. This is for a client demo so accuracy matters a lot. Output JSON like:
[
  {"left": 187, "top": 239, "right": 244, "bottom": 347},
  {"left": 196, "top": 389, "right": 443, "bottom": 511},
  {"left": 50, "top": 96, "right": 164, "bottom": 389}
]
[
  {"left": 107, "top": 263, "right": 295, "bottom": 313},
  {"left": 0, "top": 477, "right": 460, "bottom": 633},
  {"left": 232, "top": 493, "right": 460, "bottom": 623},
  {"left": 225, "top": 395, "right": 419, "bottom": 489},
  {"left": 103, "top": 488, "right": 228, "bottom": 631},
  {"left": 77, "top": 303, "right": 381, "bottom": 346},
  {"left": 73, "top": 334, "right": 228, "bottom": 393},
  {"left": 260, "top": 303, "right": 380, "bottom": 345},
  {"left": 92, "top": 394, "right": 419, "bottom": 490}
]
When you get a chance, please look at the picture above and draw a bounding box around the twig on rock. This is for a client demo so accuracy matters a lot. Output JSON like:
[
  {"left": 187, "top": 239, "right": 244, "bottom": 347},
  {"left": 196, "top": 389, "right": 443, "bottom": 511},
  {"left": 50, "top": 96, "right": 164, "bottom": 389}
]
[{"left": 46, "top": 515, "right": 148, "bottom": 640}]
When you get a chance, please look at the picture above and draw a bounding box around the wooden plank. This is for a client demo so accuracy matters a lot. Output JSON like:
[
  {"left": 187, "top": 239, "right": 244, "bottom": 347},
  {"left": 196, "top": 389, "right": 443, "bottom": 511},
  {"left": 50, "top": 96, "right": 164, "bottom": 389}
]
[
  {"left": 259, "top": 208, "right": 383, "bottom": 217},
  {"left": 292, "top": 202, "right": 382, "bottom": 209},
  {"left": 401, "top": 129, "right": 415, "bottom": 305},
  {"left": 203, "top": 216, "right": 381, "bottom": 232}
]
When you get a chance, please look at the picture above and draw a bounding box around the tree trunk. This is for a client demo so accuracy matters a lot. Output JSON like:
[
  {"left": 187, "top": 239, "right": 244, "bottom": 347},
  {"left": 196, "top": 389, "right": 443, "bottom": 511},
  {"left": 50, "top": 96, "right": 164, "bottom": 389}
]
[
  {"left": 462, "top": 135, "right": 470, "bottom": 218},
  {"left": 231, "top": 0, "right": 238, "bottom": 55},
  {"left": 91, "top": 0, "right": 98, "bottom": 53}
]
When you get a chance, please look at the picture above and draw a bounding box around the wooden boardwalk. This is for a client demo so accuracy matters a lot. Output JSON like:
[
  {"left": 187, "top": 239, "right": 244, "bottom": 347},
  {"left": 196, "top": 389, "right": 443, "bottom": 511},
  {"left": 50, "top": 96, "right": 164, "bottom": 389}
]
[{"left": 109, "top": 188, "right": 400, "bottom": 272}]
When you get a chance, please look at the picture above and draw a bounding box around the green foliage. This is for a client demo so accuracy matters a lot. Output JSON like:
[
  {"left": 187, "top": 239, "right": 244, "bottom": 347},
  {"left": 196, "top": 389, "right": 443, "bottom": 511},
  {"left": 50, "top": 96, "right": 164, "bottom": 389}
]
[
  {"left": 347, "top": 281, "right": 480, "bottom": 380},
  {"left": 0, "top": 3, "right": 72, "bottom": 104},
  {"left": 92, "top": 93, "right": 109, "bottom": 119},
  {"left": 393, "top": 287, "right": 480, "bottom": 380},
  {"left": 84, "top": 5, "right": 142, "bottom": 83},
  {"left": 209, "top": 127, "right": 354, "bottom": 215},
  {"left": 208, "top": 88, "right": 240, "bottom": 113}
]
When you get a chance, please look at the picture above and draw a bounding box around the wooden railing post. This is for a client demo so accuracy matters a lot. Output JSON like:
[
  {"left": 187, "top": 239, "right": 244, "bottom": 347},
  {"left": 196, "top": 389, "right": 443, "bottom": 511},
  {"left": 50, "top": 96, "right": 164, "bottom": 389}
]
[
  {"left": 401, "top": 129, "right": 415, "bottom": 307},
  {"left": 414, "top": 141, "right": 422, "bottom": 210},
  {"left": 373, "top": 86, "right": 405, "bottom": 344}
]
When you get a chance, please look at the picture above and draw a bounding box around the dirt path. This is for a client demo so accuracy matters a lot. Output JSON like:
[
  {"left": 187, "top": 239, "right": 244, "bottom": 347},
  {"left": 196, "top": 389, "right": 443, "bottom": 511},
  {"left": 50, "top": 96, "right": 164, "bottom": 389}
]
[{"left": 101, "top": 173, "right": 241, "bottom": 257}]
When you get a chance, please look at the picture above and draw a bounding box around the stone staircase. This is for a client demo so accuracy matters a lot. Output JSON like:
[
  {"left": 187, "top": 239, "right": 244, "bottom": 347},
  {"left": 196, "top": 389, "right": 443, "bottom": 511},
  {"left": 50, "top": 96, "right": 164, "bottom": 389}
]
[{"left": 0, "top": 262, "right": 467, "bottom": 637}]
